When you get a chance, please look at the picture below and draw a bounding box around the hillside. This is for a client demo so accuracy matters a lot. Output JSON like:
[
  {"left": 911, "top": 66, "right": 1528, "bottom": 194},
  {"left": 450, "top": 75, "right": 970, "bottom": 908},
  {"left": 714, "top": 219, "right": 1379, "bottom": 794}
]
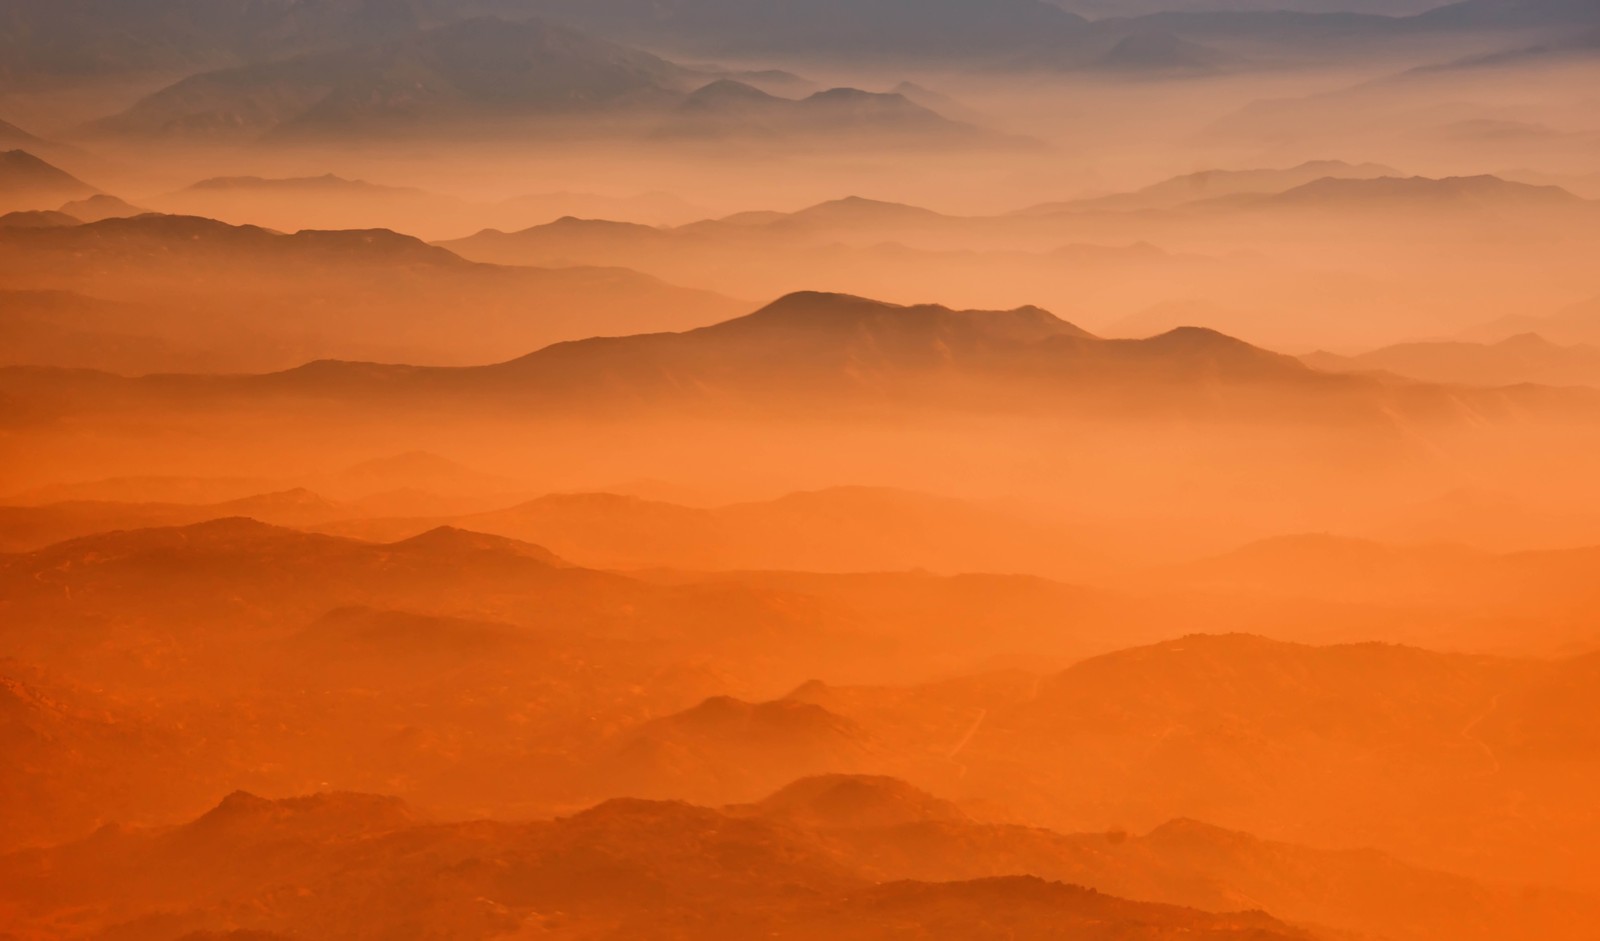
[
  {"left": 0, "top": 149, "right": 97, "bottom": 210},
  {"left": 0, "top": 213, "right": 743, "bottom": 369},
  {"left": 1305, "top": 333, "right": 1600, "bottom": 387}
]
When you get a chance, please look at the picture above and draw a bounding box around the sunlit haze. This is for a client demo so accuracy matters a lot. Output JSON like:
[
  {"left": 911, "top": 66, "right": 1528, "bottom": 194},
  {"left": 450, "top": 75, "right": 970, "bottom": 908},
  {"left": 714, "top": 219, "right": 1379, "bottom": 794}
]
[{"left": 3, "top": 1, "right": 1600, "bottom": 939}]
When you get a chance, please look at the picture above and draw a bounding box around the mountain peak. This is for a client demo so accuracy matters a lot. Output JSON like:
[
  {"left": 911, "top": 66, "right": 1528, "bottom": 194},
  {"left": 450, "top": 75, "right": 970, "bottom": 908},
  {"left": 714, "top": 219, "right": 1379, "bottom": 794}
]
[
  {"left": 747, "top": 774, "right": 970, "bottom": 829},
  {"left": 1494, "top": 331, "right": 1561, "bottom": 350},
  {"left": 1271, "top": 174, "right": 1581, "bottom": 208},
  {"left": 0, "top": 149, "right": 98, "bottom": 202},
  {"left": 683, "top": 79, "right": 779, "bottom": 107},
  {"left": 0, "top": 209, "right": 78, "bottom": 228},
  {"left": 389, "top": 526, "right": 565, "bottom": 565},
  {"left": 720, "top": 292, "right": 1090, "bottom": 342},
  {"left": 790, "top": 195, "right": 945, "bottom": 222},
  {"left": 187, "top": 790, "right": 417, "bottom": 840},
  {"left": 1140, "top": 325, "right": 1279, "bottom": 356}
]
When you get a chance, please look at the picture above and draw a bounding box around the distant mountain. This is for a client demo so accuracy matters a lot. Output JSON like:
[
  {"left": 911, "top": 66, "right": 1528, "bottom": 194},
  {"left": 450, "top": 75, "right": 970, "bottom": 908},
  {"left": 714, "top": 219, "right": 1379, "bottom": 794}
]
[
  {"left": 10, "top": 772, "right": 1597, "bottom": 941},
  {"left": 1470, "top": 295, "right": 1600, "bottom": 347},
  {"left": 600, "top": 696, "right": 878, "bottom": 803},
  {"left": 0, "top": 518, "right": 604, "bottom": 636},
  {"left": 88, "top": 16, "right": 694, "bottom": 141},
  {"left": 0, "top": 150, "right": 97, "bottom": 210},
  {"left": 5, "top": 0, "right": 1592, "bottom": 95},
  {"left": 85, "top": 16, "right": 997, "bottom": 147},
  {"left": 0, "top": 117, "right": 45, "bottom": 148},
  {"left": 1305, "top": 333, "right": 1600, "bottom": 387},
  {"left": 657, "top": 81, "right": 996, "bottom": 146},
  {"left": 735, "top": 773, "right": 971, "bottom": 829},
  {"left": 1252, "top": 174, "right": 1584, "bottom": 210},
  {"left": 1020, "top": 160, "right": 1401, "bottom": 213},
  {"left": 4, "top": 291, "right": 1589, "bottom": 430},
  {"left": 1072, "top": 28, "right": 1240, "bottom": 75},
  {"left": 921, "top": 633, "right": 1600, "bottom": 884},
  {"left": 57, "top": 194, "right": 147, "bottom": 222},
  {"left": 493, "top": 189, "right": 707, "bottom": 227},
  {"left": 0, "top": 212, "right": 743, "bottom": 370},
  {"left": 446, "top": 195, "right": 957, "bottom": 265},
  {"left": 0, "top": 209, "right": 78, "bottom": 228},
  {"left": 0, "top": 119, "right": 85, "bottom": 166},
  {"left": 0, "top": 513, "right": 1124, "bottom": 702},
  {"left": 0, "top": 489, "right": 348, "bottom": 552},
  {"left": 254, "top": 290, "right": 1308, "bottom": 410},
  {"left": 152, "top": 173, "right": 480, "bottom": 235},
  {"left": 776, "top": 195, "right": 951, "bottom": 228},
  {"left": 437, "top": 179, "right": 1600, "bottom": 357},
  {"left": 1414, "top": 25, "right": 1600, "bottom": 72},
  {"left": 1056, "top": 0, "right": 1439, "bottom": 13},
  {"left": 314, "top": 485, "right": 1102, "bottom": 578},
  {"left": 440, "top": 197, "right": 1227, "bottom": 333},
  {"left": 1415, "top": 0, "right": 1600, "bottom": 29},
  {"left": 153, "top": 175, "right": 705, "bottom": 240},
  {"left": 0, "top": 786, "right": 1328, "bottom": 941},
  {"left": 536, "top": 0, "right": 1091, "bottom": 58},
  {"left": 170, "top": 173, "right": 438, "bottom": 201},
  {"left": 741, "top": 774, "right": 1600, "bottom": 941},
  {"left": 0, "top": 0, "right": 571, "bottom": 86}
]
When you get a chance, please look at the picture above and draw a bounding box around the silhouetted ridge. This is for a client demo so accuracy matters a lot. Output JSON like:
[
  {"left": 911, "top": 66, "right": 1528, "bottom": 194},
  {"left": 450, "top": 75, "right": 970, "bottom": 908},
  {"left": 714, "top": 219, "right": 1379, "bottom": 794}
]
[
  {"left": 1266, "top": 174, "right": 1581, "bottom": 208},
  {"left": 390, "top": 526, "right": 565, "bottom": 565},
  {"left": 4, "top": 213, "right": 465, "bottom": 265},
  {"left": 682, "top": 79, "right": 779, "bottom": 108},
  {"left": 711, "top": 291, "right": 1091, "bottom": 342},
  {"left": 58, "top": 194, "right": 146, "bottom": 221},
  {"left": 0, "top": 150, "right": 97, "bottom": 200},
  {"left": 1418, "top": 0, "right": 1600, "bottom": 27},
  {"left": 186, "top": 789, "right": 416, "bottom": 839},
  {"left": 1097, "top": 29, "right": 1233, "bottom": 73},
  {"left": 748, "top": 774, "right": 970, "bottom": 828},
  {"left": 93, "top": 15, "right": 693, "bottom": 141},
  {"left": 179, "top": 173, "right": 417, "bottom": 195},
  {"left": 669, "top": 695, "right": 866, "bottom": 739},
  {"left": 0, "top": 210, "right": 78, "bottom": 228},
  {"left": 788, "top": 195, "right": 947, "bottom": 223}
]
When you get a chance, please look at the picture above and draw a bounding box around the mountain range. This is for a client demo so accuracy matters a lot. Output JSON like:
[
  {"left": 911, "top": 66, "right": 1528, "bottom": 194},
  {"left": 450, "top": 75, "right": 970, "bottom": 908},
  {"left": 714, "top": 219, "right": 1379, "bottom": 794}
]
[
  {"left": 0, "top": 782, "right": 1336, "bottom": 941},
  {"left": 654, "top": 81, "right": 994, "bottom": 146},
  {"left": 4, "top": 2, "right": 1598, "bottom": 939},
  {"left": 0, "top": 0, "right": 576, "bottom": 86},
  {"left": 435, "top": 176, "right": 1599, "bottom": 351},
  {"left": 1469, "top": 295, "right": 1600, "bottom": 347},
  {"left": 0, "top": 212, "right": 743, "bottom": 370},
  {"left": 5, "top": 0, "right": 1596, "bottom": 102},
  {"left": 0, "top": 148, "right": 97, "bottom": 211},
  {"left": 82, "top": 15, "right": 996, "bottom": 147},
  {"left": 1017, "top": 160, "right": 1403, "bottom": 213},
  {"left": 149, "top": 173, "right": 706, "bottom": 238},
  {"left": 1305, "top": 333, "right": 1600, "bottom": 387},
  {"left": 4, "top": 766, "right": 1598, "bottom": 941},
  {"left": 86, "top": 16, "right": 691, "bottom": 141},
  {"left": 798, "top": 633, "right": 1600, "bottom": 887},
  {"left": 7, "top": 291, "right": 1583, "bottom": 429}
]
